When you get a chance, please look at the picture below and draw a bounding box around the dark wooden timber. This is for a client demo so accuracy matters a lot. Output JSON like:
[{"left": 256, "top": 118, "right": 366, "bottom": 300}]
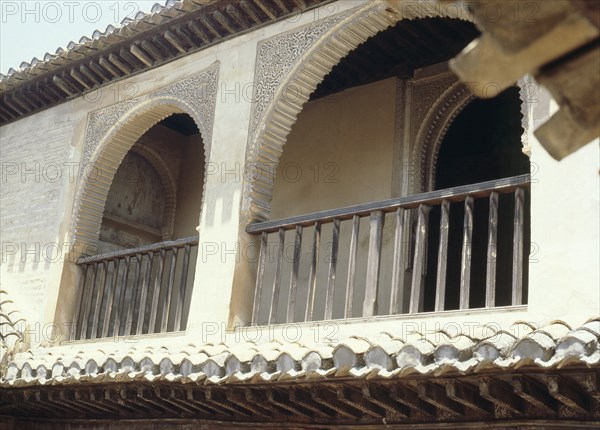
[
  {"left": 78, "top": 236, "right": 198, "bottom": 264},
  {"left": 485, "top": 192, "right": 499, "bottom": 307},
  {"left": 174, "top": 245, "right": 192, "bottom": 331},
  {"left": 410, "top": 204, "right": 431, "bottom": 314},
  {"left": 78, "top": 262, "right": 97, "bottom": 339},
  {"left": 252, "top": 232, "right": 268, "bottom": 326},
  {"left": 459, "top": 196, "right": 474, "bottom": 310},
  {"left": 74, "top": 237, "right": 198, "bottom": 339},
  {"left": 390, "top": 208, "right": 406, "bottom": 314},
  {"left": 137, "top": 251, "right": 154, "bottom": 334},
  {"left": 247, "top": 175, "right": 530, "bottom": 234},
  {"left": 148, "top": 249, "right": 166, "bottom": 334},
  {"left": 287, "top": 226, "right": 303, "bottom": 323},
  {"left": 102, "top": 259, "right": 121, "bottom": 338},
  {"left": 324, "top": 219, "right": 340, "bottom": 320},
  {"left": 435, "top": 200, "right": 450, "bottom": 311},
  {"left": 363, "top": 211, "right": 385, "bottom": 317},
  {"left": 161, "top": 248, "right": 179, "bottom": 332},
  {"left": 248, "top": 176, "right": 530, "bottom": 324},
  {"left": 305, "top": 223, "right": 321, "bottom": 322},
  {"left": 269, "top": 228, "right": 286, "bottom": 324},
  {"left": 344, "top": 215, "right": 360, "bottom": 318},
  {"left": 512, "top": 187, "right": 525, "bottom": 305}
]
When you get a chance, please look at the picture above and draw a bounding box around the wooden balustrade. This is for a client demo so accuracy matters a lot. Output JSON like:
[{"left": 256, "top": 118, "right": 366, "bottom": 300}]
[
  {"left": 73, "top": 236, "right": 198, "bottom": 340},
  {"left": 247, "top": 175, "right": 530, "bottom": 325}
]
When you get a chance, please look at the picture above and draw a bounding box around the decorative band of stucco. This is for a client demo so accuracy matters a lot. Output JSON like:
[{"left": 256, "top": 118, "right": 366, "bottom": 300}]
[
  {"left": 71, "top": 63, "right": 219, "bottom": 256},
  {"left": 244, "top": 0, "right": 472, "bottom": 223}
]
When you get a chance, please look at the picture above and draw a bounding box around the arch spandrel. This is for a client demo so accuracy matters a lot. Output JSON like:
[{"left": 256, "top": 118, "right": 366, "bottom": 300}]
[
  {"left": 244, "top": 0, "right": 473, "bottom": 223},
  {"left": 71, "top": 63, "right": 219, "bottom": 256}
]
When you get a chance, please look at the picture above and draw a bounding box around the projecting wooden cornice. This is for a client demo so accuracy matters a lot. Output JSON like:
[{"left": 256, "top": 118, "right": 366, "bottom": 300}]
[{"left": 0, "top": 0, "right": 334, "bottom": 125}]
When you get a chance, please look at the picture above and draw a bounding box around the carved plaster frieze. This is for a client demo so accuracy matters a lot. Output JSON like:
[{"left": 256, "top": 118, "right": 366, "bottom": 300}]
[
  {"left": 151, "top": 63, "right": 219, "bottom": 148},
  {"left": 248, "top": 11, "right": 352, "bottom": 149},
  {"left": 82, "top": 62, "right": 219, "bottom": 169},
  {"left": 414, "top": 81, "right": 474, "bottom": 191},
  {"left": 73, "top": 62, "right": 219, "bottom": 251},
  {"left": 244, "top": 0, "right": 472, "bottom": 222}
]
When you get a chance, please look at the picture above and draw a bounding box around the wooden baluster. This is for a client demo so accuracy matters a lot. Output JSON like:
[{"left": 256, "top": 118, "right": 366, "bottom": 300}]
[
  {"left": 79, "top": 262, "right": 98, "bottom": 339},
  {"left": 102, "top": 258, "right": 120, "bottom": 338},
  {"left": 512, "top": 188, "right": 525, "bottom": 305},
  {"left": 160, "top": 247, "right": 179, "bottom": 332},
  {"left": 90, "top": 261, "right": 109, "bottom": 339},
  {"left": 410, "top": 205, "right": 431, "bottom": 313},
  {"left": 252, "top": 232, "right": 268, "bottom": 326},
  {"left": 486, "top": 192, "right": 499, "bottom": 307},
  {"left": 124, "top": 253, "right": 143, "bottom": 335},
  {"left": 390, "top": 208, "right": 406, "bottom": 314},
  {"left": 435, "top": 200, "right": 450, "bottom": 311},
  {"left": 305, "top": 223, "right": 321, "bottom": 322},
  {"left": 73, "top": 263, "right": 89, "bottom": 340},
  {"left": 114, "top": 256, "right": 131, "bottom": 337},
  {"left": 286, "top": 226, "right": 303, "bottom": 323},
  {"left": 173, "top": 246, "right": 191, "bottom": 331},
  {"left": 324, "top": 219, "right": 340, "bottom": 320},
  {"left": 136, "top": 252, "right": 154, "bottom": 334},
  {"left": 89, "top": 261, "right": 107, "bottom": 339},
  {"left": 269, "top": 228, "right": 285, "bottom": 325},
  {"left": 363, "top": 211, "right": 385, "bottom": 317},
  {"left": 148, "top": 250, "right": 165, "bottom": 334},
  {"left": 344, "top": 215, "right": 360, "bottom": 319},
  {"left": 460, "top": 196, "right": 474, "bottom": 310}
]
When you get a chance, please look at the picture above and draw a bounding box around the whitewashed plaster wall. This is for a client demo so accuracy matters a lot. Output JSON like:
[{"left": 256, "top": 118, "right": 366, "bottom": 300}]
[{"left": 0, "top": 0, "right": 597, "bottom": 348}]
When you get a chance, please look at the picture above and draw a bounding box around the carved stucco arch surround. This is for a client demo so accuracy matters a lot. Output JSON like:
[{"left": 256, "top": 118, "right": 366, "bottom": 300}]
[
  {"left": 244, "top": 0, "right": 473, "bottom": 222},
  {"left": 414, "top": 80, "right": 475, "bottom": 192},
  {"left": 71, "top": 63, "right": 219, "bottom": 256},
  {"left": 414, "top": 78, "right": 532, "bottom": 192}
]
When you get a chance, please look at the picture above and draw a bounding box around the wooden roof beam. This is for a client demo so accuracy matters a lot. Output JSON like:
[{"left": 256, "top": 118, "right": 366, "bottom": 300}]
[
  {"left": 213, "top": 10, "right": 236, "bottom": 34},
  {"left": 130, "top": 45, "right": 154, "bottom": 67},
  {"left": 273, "top": 0, "right": 290, "bottom": 14},
  {"left": 70, "top": 69, "right": 93, "bottom": 90},
  {"left": 98, "top": 57, "right": 122, "bottom": 78},
  {"left": 253, "top": 0, "right": 277, "bottom": 20},
  {"left": 187, "top": 21, "right": 211, "bottom": 44},
  {"left": 164, "top": 30, "right": 187, "bottom": 53},
  {"left": 548, "top": 376, "right": 589, "bottom": 414},
  {"left": 108, "top": 54, "right": 133, "bottom": 74},
  {"left": 226, "top": 5, "right": 250, "bottom": 30},
  {"left": 239, "top": 1, "right": 263, "bottom": 25},
  {"left": 52, "top": 75, "right": 76, "bottom": 96},
  {"left": 140, "top": 40, "right": 164, "bottom": 61},
  {"left": 88, "top": 61, "right": 111, "bottom": 81},
  {"left": 79, "top": 65, "right": 102, "bottom": 85}
]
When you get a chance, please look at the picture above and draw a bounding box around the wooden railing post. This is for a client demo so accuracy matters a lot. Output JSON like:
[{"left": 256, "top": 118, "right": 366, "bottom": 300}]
[
  {"left": 459, "top": 196, "right": 474, "bottom": 310},
  {"left": 435, "top": 200, "right": 450, "bottom": 312},
  {"left": 305, "top": 223, "right": 321, "bottom": 322},
  {"left": 344, "top": 215, "right": 360, "bottom": 319},
  {"left": 324, "top": 219, "right": 340, "bottom": 320},
  {"left": 363, "top": 211, "right": 385, "bottom": 317},
  {"left": 390, "top": 208, "right": 406, "bottom": 315},
  {"left": 73, "top": 237, "right": 198, "bottom": 340},
  {"left": 410, "top": 205, "right": 431, "bottom": 314},
  {"left": 268, "top": 228, "right": 285, "bottom": 324},
  {"left": 486, "top": 192, "right": 499, "bottom": 307},
  {"left": 251, "top": 232, "right": 268, "bottom": 326},
  {"left": 286, "top": 226, "right": 303, "bottom": 323},
  {"left": 512, "top": 187, "right": 525, "bottom": 305}
]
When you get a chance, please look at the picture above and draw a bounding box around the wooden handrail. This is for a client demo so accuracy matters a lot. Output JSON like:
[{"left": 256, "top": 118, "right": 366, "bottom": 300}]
[
  {"left": 77, "top": 236, "right": 199, "bottom": 265},
  {"left": 247, "top": 174, "right": 530, "bottom": 234},
  {"left": 248, "top": 174, "right": 531, "bottom": 325}
]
